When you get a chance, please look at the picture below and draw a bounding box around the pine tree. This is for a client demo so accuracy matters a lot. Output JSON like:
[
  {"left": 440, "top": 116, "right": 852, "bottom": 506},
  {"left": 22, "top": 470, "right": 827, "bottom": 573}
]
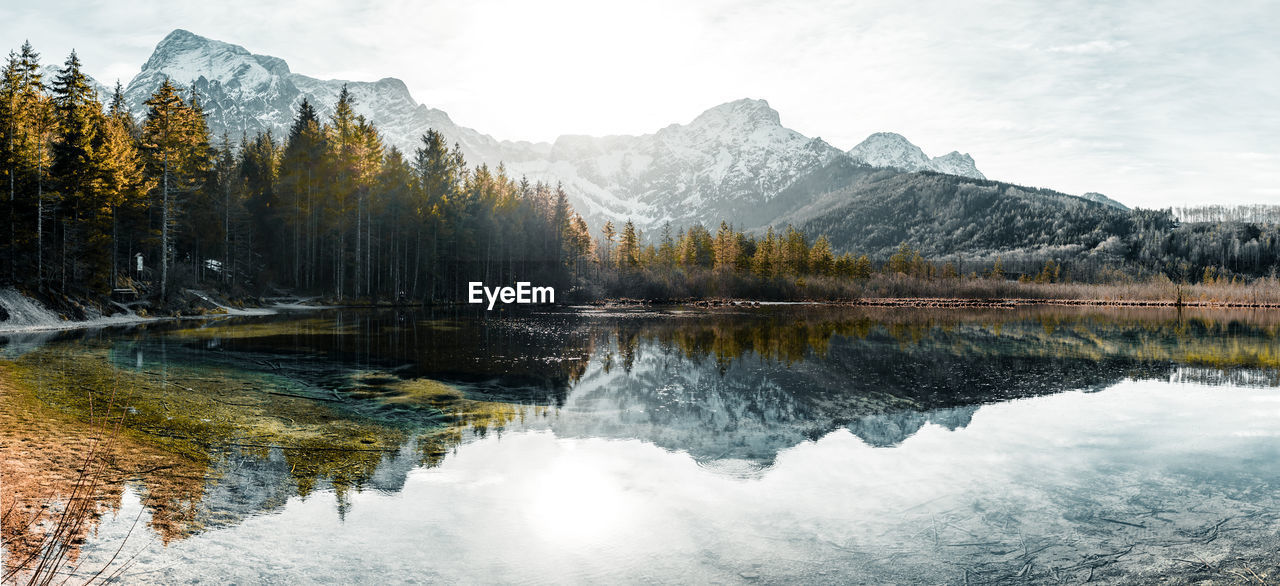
[
  {"left": 678, "top": 224, "right": 714, "bottom": 269},
  {"left": 809, "top": 235, "right": 834, "bottom": 277},
  {"left": 326, "top": 85, "right": 361, "bottom": 297},
  {"left": 141, "top": 79, "right": 211, "bottom": 300},
  {"left": 1, "top": 51, "right": 18, "bottom": 283},
  {"left": 781, "top": 225, "right": 808, "bottom": 275},
  {"left": 713, "top": 221, "right": 738, "bottom": 272},
  {"left": 240, "top": 130, "right": 280, "bottom": 287},
  {"left": 657, "top": 221, "right": 676, "bottom": 268},
  {"left": 888, "top": 242, "right": 914, "bottom": 275},
  {"left": 201, "top": 133, "right": 238, "bottom": 285},
  {"left": 753, "top": 226, "right": 776, "bottom": 278},
  {"left": 2, "top": 42, "right": 52, "bottom": 286},
  {"left": 0, "top": 44, "right": 603, "bottom": 302},
  {"left": 51, "top": 50, "right": 106, "bottom": 290},
  {"left": 566, "top": 214, "right": 593, "bottom": 275},
  {"left": 107, "top": 81, "right": 138, "bottom": 138},
  {"left": 552, "top": 183, "right": 570, "bottom": 266},
  {"left": 413, "top": 128, "right": 461, "bottom": 300},
  {"left": 0, "top": 48, "right": 31, "bottom": 282},
  {"left": 278, "top": 98, "right": 324, "bottom": 288},
  {"left": 95, "top": 101, "right": 149, "bottom": 289},
  {"left": 852, "top": 255, "right": 873, "bottom": 280},
  {"left": 600, "top": 220, "right": 616, "bottom": 269},
  {"left": 834, "top": 252, "right": 854, "bottom": 278},
  {"left": 618, "top": 220, "right": 639, "bottom": 270},
  {"left": 987, "top": 256, "right": 1005, "bottom": 280}
]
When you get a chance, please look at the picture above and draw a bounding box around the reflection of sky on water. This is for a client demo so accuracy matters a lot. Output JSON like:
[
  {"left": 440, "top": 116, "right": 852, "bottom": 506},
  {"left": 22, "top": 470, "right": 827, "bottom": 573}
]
[
  {"left": 77, "top": 379, "right": 1280, "bottom": 584},
  {"left": 12, "top": 306, "right": 1280, "bottom": 582}
]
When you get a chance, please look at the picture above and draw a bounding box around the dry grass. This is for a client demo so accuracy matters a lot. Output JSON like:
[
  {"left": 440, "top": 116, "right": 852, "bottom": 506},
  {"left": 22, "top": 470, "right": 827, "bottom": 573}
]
[
  {"left": 0, "top": 372, "right": 167, "bottom": 585},
  {"left": 586, "top": 267, "right": 1280, "bottom": 306}
]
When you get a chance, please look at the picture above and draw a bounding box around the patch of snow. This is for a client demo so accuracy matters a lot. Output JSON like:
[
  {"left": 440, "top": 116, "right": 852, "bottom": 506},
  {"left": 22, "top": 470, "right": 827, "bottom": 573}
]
[
  {"left": 0, "top": 287, "right": 152, "bottom": 333},
  {"left": 119, "top": 30, "right": 994, "bottom": 237},
  {"left": 188, "top": 289, "right": 277, "bottom": 316},
  {"left": 849, "top": 133, "right": 985, "bottom": 179}
]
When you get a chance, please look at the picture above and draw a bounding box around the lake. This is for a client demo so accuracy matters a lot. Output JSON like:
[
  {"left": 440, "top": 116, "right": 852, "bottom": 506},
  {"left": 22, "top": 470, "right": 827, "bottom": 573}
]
[{"left": 2, "top": 305, "right": 1278, "bottom": 584}]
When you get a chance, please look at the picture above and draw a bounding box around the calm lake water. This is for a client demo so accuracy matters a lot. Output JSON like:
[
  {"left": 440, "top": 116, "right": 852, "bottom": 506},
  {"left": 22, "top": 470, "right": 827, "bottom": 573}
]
[{"left": 2, "top": 305, "right": 1279, "bottom": 584}]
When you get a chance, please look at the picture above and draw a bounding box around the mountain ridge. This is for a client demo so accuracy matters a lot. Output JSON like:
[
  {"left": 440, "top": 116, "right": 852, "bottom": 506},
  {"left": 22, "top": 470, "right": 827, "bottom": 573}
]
[
  {"left": 848, "top": 132, "right": 985, "bottom": 179},
  {"left": 108, "top": 29, "right": 1120, "bottom": 234}
]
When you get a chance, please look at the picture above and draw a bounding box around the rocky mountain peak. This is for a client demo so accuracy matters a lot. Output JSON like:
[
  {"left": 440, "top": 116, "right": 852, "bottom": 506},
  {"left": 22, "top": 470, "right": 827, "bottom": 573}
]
[
  {"left": 930, "top": 151, "right": 985, "bottom": 180},
  {"left": 848, "top": 132, "right": 931, "bottom": 170},
  {"left": 692, "top": 98, "right": 781, "bottom": 128},
  {"left": 149, "top": 29, "right": 260, "bottom": 65},
  {"left": 849, "top": 132, "right": 984, "bottom": 179},
  {"left": 115, "top": 29, "right": 998, "bottom": 235},
  {"left": 130, "top": 29, "right": 292, "bottom": 112},
  {"left": 1081, "top": 192, "right": 1128, "bottom": 210},
  {"left": 151, "top": 29, "right": 205, "bottom": 54}
]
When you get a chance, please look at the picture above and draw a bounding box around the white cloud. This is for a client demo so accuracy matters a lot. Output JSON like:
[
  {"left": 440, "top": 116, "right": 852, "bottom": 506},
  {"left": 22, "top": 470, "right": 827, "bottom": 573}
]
[
  {"left": 1232, "top": 152, "right": 1280, "bottom": 161},
  {"left": 1047, "top": 40, "right": 1130, "bottom": 54}
]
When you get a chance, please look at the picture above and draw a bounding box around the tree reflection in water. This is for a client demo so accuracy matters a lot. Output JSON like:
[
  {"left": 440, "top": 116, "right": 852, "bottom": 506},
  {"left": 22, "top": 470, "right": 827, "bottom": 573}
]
[{"left": 3, "top": 304, "right": 1280, "bottom": 577}]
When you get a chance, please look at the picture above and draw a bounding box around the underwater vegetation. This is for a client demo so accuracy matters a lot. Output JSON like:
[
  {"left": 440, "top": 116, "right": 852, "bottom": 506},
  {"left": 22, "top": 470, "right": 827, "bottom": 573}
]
[{"left": 5, "top": 305, "right": 1280, "bottom": 580}]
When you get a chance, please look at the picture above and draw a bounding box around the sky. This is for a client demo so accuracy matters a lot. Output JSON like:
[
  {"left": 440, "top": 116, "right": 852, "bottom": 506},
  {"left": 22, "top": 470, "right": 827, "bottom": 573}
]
[{"left": 2, "top": 0, "right": 1277, "bottom": 208}]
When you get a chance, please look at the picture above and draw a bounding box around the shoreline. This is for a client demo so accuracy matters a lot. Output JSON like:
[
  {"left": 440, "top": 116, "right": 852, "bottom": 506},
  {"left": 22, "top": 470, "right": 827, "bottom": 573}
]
[
  {"left": 845, "top": 297, "right": 1280, "bottom": 309},
  {"left": 8, "top": 293, "right": 1280, "bottom": 335},
  {"left": 590, "top": 296, "right": 1280, "bottom": 309},
  {"left": 0, "top": 297, "right": 321, "bottom": 335}
]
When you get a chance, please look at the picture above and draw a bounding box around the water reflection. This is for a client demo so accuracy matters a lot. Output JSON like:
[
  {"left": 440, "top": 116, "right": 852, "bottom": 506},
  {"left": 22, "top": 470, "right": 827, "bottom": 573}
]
[{"left": 3, "top": 305, "right": 1280, "bottom": 582}]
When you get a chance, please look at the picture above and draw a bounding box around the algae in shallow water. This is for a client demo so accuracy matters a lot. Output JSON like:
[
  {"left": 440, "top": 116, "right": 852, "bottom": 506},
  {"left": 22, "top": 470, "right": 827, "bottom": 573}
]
[
  {"left": 6, "top": 341, "right": 545, "bottom": 493},
  {"left": 0, "top": 341, "right": 545, "bottom": 577},
  {"left": 172, "top": 317, "right": 359, "bottom": 340},
  {"left": 6, "top": 343, "right": 408, "bottom": 484},
  {"left": 0, "top": 361, "right": 211, "bottom": 576}
]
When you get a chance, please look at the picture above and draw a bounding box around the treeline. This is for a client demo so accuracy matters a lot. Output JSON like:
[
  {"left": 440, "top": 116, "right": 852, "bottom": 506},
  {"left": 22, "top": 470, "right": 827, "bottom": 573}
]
[
  {"left": 6, "top": 41, "right": 1280, "bottom": 310},
  {"left": 795, "top": 171, "right": 1280, "bottom": 284},
  {"left": 1176, "top": 205, "right": 1280, "bottom": 225},
  {"left": 0, "top": 42, "right": 592, "bottom": 305},
  {"left": 586, "top": 220, "right": 991, "bottom": 300},
  {"left": 587, "top": 212, "right": 1280, "bottom": 302},
  {"left": 585, "top": 217, "right": 1038, "bottom": 300},
  {"left": 596, "top": 220, "right": 873, "bottom": 280}
]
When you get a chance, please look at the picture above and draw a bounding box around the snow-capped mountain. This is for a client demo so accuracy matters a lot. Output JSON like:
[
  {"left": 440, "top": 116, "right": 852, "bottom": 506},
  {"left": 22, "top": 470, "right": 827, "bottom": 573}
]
[
  {"left": 848, "top": 132, "right": 985, "bottom": 179},
  {"left": 929, "top": 151, "right": 984, "bottom": 179},
  {"left": 120, "top": 29, "right": 991, "bottom": 232},
  {"left": 39, "top": 65, "right": 110, "bottom": 102},
  {"left": 123, "top": 30, "right": 546, "bottom": 162},
  {"left": 503, "top": 99, "right": 845, "bottom": 229}
]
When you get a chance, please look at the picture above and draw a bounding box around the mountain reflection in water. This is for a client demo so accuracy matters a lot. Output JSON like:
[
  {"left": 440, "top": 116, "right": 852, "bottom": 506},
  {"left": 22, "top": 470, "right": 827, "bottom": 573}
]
[{"left": 2, "top": 305, "right": 1279, "bottom": 582}]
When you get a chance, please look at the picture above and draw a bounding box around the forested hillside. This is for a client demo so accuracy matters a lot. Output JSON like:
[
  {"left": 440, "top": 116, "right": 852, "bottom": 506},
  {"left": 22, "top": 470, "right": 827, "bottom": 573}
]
[
  {"left": 0, "top": 42, "right": 591, "bottom": 307},
  {"left": 5, "top": 40, "right": 1280, "bottom": 311},
  {"left": 784, "top": 163, "right": 1280, "bottom": 282},
  {"left": 787, "top": 170, "right": 1132, "bottom": 257}
]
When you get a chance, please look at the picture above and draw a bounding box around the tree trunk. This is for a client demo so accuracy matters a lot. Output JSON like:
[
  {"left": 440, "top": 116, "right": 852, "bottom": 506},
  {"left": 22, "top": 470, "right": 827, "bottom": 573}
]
[
  {"left": 355, "top": 193, "right": 362, "bottom": 298},
  {"left": 8, "top": 169, "right": 14, "bottom": 284},
  {"left": 161, "top": 153, "right": 169, "bottom": 300},
  {"left": 412, "top": 226, "right": 421, "bottom": 298},
  {"left": 112, "top": 206, "right": 118, "bottom": 290},
  {"left": 224, "top": 175, "right": 230, "bottom": 286},
  {"left": 36, "top": 149, "right": 43, "bottom": 288},
  {"left": 60, "top": 218, "right": 66, "bottom": 292}
]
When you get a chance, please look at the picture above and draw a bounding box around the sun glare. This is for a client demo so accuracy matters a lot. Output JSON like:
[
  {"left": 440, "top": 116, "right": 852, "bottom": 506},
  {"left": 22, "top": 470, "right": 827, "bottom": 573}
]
[{"left": 528, "top": 444, "right": 638, "bottom": 547}]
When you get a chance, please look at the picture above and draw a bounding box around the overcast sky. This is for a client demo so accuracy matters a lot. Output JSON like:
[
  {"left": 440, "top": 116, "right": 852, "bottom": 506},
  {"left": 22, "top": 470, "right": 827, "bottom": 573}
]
[{"left": 3, "top": 0, "right": 1277, "bottom": 208}]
